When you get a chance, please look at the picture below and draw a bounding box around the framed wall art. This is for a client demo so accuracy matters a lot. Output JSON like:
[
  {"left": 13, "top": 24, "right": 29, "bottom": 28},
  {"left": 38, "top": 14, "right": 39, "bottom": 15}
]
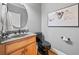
[{"left": 48, "top": 4, "right": 78, "bottom": 27}]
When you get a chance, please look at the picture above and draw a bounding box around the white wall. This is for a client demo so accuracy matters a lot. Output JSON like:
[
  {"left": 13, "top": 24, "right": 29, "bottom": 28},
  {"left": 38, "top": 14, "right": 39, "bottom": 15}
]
[
  {"left": 25, "top": 3, "right": 41, "bottom": 32},
  {"left": 41, "top": 3, "right": 79, "bottom": 55}
]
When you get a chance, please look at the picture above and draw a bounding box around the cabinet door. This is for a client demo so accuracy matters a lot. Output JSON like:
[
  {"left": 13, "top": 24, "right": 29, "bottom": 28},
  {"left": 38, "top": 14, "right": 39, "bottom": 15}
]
[
  {"left": 10, "top": 49, "right": 24, "bottom": 55},
  {"left": 24, "top": 43, "right": 37, "bottom": 55}
]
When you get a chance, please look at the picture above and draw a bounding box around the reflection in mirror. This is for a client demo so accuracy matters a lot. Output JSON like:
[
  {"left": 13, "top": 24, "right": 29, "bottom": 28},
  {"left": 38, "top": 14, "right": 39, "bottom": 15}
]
[
  {"left": 0, "top": 3, "right": 29, "bottom": 41},
  {"left": 0, "top": 3, "right": 7, "bottom": 33},
  {"left": 8, "top": 11, "right": 21, "bottom": 30},
  {"left": 0, "top": 3, "right": 2, "bottom": 33},
  {"left": 7, "top": 3, "right": 28, "bottom": 31}
]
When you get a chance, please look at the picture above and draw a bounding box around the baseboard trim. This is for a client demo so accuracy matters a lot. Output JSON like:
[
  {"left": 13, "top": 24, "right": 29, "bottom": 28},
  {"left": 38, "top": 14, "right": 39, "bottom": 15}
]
[
  {"left": 37, "top": 48, "right": 66, "bottom": 55},
  {"left": 51, "top": 48, "right": 66, "bottom": 55},
  {"left": 48, "top": 49, "right": 58, "bottom": 55}
]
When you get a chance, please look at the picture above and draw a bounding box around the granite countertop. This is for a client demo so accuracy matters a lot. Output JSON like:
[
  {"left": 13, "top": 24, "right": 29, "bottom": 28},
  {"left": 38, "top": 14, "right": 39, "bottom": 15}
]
[{"left": 0, "top": 32, "right": 36, "bottom": 44}]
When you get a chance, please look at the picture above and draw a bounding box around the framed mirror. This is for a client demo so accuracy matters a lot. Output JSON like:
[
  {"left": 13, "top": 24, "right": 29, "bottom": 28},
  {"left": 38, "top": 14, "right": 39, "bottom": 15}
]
[{"left": 7, "top": 3, "right": 28, "bottom": 30}]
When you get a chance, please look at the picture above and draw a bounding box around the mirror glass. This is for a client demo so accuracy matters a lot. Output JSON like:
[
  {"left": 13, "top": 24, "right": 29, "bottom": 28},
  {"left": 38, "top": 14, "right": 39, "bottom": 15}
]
[
  {"left": 7, "top": 3, "right": 28, "bottom": 30},
  {"left": 8, "top": 11, "right": 21, "bottom": 28}
]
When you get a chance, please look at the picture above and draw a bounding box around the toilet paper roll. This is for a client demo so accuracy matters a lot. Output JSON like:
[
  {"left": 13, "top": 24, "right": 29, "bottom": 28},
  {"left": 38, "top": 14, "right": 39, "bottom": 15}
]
[{"left": 61, "top": 36, "right": 69, "bottom": 41}]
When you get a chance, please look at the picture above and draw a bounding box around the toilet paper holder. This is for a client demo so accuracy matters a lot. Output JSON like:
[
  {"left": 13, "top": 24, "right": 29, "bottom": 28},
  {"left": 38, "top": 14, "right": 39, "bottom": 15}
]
[{"left": 61, "top": 36, "right": 70, "bottom": 41}]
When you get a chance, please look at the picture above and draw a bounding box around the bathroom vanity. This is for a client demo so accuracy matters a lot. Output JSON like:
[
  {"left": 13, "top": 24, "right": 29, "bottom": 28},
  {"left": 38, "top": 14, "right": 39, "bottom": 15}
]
[
  {"left": 0, "top": 34, "right": 37, "bottom": 55},
  {"left": 0, "top": 3, "right": 37, "bottom": 55}
]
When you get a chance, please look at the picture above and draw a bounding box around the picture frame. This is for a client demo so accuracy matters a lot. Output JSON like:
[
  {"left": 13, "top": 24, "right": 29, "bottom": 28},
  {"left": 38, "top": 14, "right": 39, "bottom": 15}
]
[{"left": 48, "top": 4, "right": 78, "bottom": 27}]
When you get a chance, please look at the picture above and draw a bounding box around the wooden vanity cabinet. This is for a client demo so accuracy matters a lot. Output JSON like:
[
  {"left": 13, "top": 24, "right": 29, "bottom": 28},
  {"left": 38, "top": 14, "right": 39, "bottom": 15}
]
[
  {"left": 0, "top": 35, "right": 37, "bottom": 55},
  {"left": 24, "top": 43, "right": 36, "bottom": 55},
  {"left": 10, "top": 48, "right": 24, "bottom": 55}
]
